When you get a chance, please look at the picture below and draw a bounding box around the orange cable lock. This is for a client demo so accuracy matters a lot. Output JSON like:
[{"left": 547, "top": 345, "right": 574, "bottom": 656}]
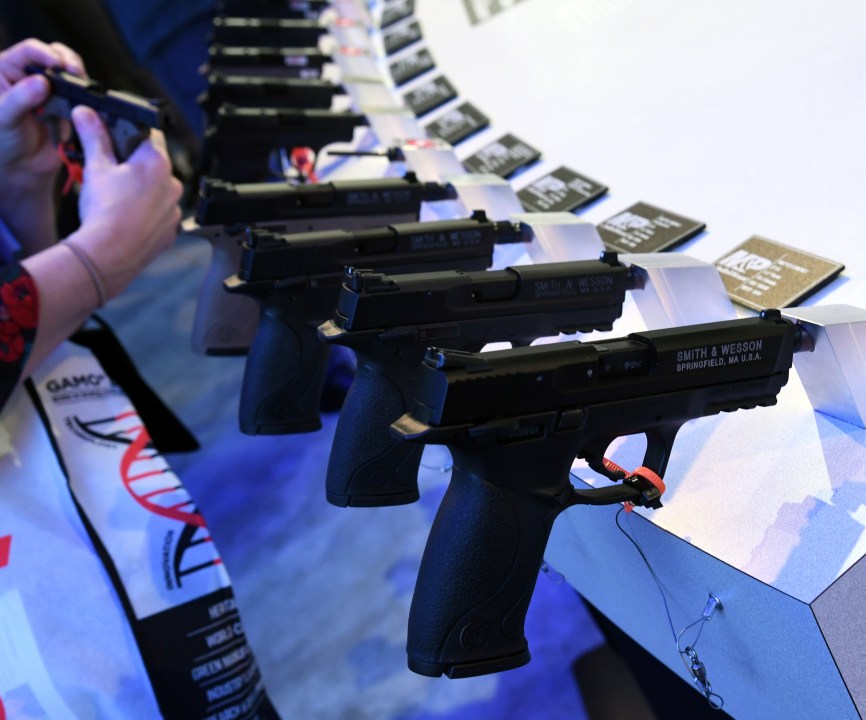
[
  {"left": 57, "top": 142, "right": 83, "bottom": 195},
  {"left": 601, "top": 457, "right": 666, "bottom": 511},
  {"left": 290, "top": 147, "right": 318, "bottom": 184}
]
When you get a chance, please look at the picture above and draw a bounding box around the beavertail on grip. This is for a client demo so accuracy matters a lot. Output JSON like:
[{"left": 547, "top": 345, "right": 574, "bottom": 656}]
[
  {"left": 226, "top": 211, "right": 532, "bottom": 435},
  {"left": 319, "top": 253, "right": 633, "bottom": 507},
  {"left": 391, "top": 311, "right": 807, "bottom": 678},
  {"left": 188, "top": 173, "right": 456, "bottom": 355}
]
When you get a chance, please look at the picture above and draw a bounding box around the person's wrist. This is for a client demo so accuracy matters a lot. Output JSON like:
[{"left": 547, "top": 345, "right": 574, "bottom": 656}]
[
  {"left": 64, "top": 221, "right": 131, "bottom": 302},
  {"left": 62, "top": 239, "right": 106, "bottom": 308}
]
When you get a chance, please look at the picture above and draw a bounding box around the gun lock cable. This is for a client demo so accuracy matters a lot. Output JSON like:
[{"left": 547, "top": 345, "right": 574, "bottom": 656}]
[
  {"left": 615, "top": 506, "right": 725, "bottom": 710},
  {"left": 602, "top": 458, "right": 665, "bottom": 512},
  {"left": 269, "top": 146, "right": 319, "bottom": 183}
]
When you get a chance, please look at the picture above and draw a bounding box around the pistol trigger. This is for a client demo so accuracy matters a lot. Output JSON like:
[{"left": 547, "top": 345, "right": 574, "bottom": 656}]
[
  {"left": 580, "top": 439, "right": 624, "bottom": 481},
  {"left": 587, "top": 458, "right": 611, "bottom": 479}
]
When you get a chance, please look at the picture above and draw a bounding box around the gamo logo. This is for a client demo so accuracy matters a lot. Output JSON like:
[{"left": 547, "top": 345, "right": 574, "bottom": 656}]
[
  {"left": 718, "top": 250, "right": 773, "bottom": 273},
  {"left": 605, "top": 211, "right": 652, "bottom": 232},
  {"left": 46, "top": 374, "right": 107, "bottom": 393}
]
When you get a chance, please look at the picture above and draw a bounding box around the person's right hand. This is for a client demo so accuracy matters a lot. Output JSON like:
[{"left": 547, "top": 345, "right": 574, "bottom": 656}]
[
  {"left": 65, "top": 105, "right": 182, "bottom": 301},
  {"left": 0, "top": 38, "right": 84, "bottom": 190}
]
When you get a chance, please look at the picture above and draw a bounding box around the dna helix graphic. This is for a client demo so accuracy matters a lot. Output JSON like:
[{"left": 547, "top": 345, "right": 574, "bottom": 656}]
[{"left": 71, "top": 411, "right": 223, "bottom": 587}]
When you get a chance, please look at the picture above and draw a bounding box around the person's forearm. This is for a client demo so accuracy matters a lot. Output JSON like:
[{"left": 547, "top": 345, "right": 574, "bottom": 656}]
[
  {"left": 20, "top": 240, "right": 99, "bottom": 376},
  {"left": 0, "top": 179, "right": 58, "bottom": 255}
]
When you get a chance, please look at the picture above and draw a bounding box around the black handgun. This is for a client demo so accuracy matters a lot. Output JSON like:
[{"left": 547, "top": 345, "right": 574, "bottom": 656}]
[
  {"left": 319, "top": 255, "right": 633, "bottom": 507},
  {"left": 206, "top": 45, "right": 329, "bottom": 80},
  {"left": 225, "top": 210, "right": 532, "bottom": 435},
  {"left": 26, "top": 65, "right": 170, "bottom": 161},
  {"left": 189, "top": 173, "right": 457, "bottom": 355},
  {"left": 210, "top": 17, "right": 328, "bottom": 48},
  {"left": 216, "top": 0, "right": 330, "bottom": 19},
  {"left": 390, "top": 311, "right": 807, "bottom": 678},
  {"left": 197, "top": 72, "right": 344, "bottom": 114},
  {"left": 200, "top": 106, "right": 367, "bottom": 181}
]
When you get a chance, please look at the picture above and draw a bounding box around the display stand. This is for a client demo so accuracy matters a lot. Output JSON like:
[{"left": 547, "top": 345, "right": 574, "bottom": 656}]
[
  {"left": 331, "top": 47, "right": 380, "bottom": 80},
  {"left": 343, "top": 77, "right": 404, "bottom": 112},
  {"left": 781, "top": 305, "right": 866, "bottom": 428},
  {"left": 546, "top": 308, "right": 866, "bottom": 719},
  {"left": 328, "top": 19, "right": 371, "bottom": 50},
  {"left": 400, "top": 139, "right": 464, "bottom": 181},
  {"left": 364, "top": 108, "right": 424, "bottom": 148},
  {"left": 511, "top": 211, "right": 604, "bottom": 263},
  {"left": 447, "top": 173, "right": 522, "bottom": 216},
  {"left": 623, "top": 253, "right": 737, "bottom": 329}
]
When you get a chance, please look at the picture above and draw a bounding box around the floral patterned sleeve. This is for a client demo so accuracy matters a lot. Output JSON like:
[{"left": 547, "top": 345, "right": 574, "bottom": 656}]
[{"left": 0, "top": 263, "right": 39, "bottom": 411}]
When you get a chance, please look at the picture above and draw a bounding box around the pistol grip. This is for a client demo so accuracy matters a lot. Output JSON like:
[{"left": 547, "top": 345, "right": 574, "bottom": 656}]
[
  {"left": 238, "top": 305, "right": 328, "bottom": 435},
  {"left": 407, "top": 457, "right": 560, "bottom": 678},
  {"left": 326, "top": 360, "right": 422, "bottom": 507},
  {"left": 109, "top": 118, "right": 150, "bottom": 161},
  {"left": 191, "top": 236, "right": 259, "bottom": 356}
]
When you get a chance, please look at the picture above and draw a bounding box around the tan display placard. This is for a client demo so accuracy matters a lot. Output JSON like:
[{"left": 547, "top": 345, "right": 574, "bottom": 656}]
[{"left": 715, "top": 235, "right": 844, "bottom": 310}]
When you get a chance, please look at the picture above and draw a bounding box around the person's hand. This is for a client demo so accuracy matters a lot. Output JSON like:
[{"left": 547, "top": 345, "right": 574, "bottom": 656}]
[
  {"left": 65, "top": 105, "right": 182, "bottom": 301},
  {"left": 0, "top": 39, "right": 84, "bottom": 188}
]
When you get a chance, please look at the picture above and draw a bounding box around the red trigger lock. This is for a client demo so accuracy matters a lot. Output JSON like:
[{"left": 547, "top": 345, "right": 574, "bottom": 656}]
[
  {"left": 57, "top": 142, "right": 83, "bottom": 195},
  {"left": 602, "top": 457, "right": 628, "bottom": 478},
  {"left": 290, "top": 147, "right": 318, "bottom": 183}
]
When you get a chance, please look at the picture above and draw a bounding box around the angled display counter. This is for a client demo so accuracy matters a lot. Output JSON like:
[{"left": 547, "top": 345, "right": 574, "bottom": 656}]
[{"left": 409, "top": 1, "right": 866, "bottom": 718}]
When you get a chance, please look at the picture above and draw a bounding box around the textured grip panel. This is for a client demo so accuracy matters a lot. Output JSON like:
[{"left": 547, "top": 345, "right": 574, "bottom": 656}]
[
  {"left": 111, "top": 119, "right": 150, "bottom": 161},
  {"left": 239, "top": 308, "right": 329, "bottom": 434},
  {"left": 191, "top": 237, "right": 259, "bottom": 355},
  {"left": 407, "top": 464, "right": 557, "bottom": 678},
  {"left": 326, "top": 362, "right": 422, "bottom": 507}
]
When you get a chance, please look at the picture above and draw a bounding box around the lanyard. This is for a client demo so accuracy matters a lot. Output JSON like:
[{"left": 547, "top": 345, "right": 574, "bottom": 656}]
[{"left": 30, "top": 341, "right": 279, "bottom": 720}]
